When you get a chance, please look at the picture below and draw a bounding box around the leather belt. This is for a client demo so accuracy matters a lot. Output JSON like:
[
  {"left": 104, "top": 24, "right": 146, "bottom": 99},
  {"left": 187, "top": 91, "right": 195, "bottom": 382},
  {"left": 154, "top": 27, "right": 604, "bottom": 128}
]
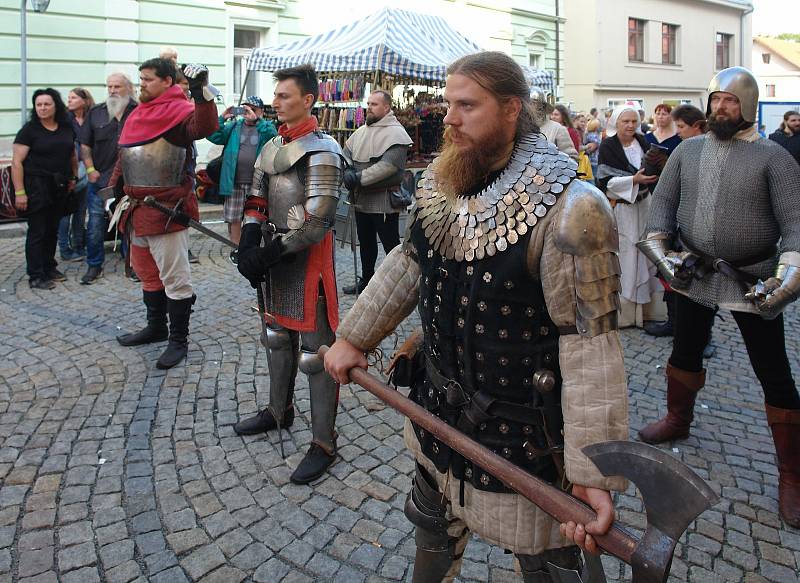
[
  {"left": 424, "top": 356, "right": 546, "bottom": 428},
  {"left": 615, "top": 189, "right": 650, "bottom": 205},
  {"left": 678, "top": 235, "right": 776, "bottom": 287}
]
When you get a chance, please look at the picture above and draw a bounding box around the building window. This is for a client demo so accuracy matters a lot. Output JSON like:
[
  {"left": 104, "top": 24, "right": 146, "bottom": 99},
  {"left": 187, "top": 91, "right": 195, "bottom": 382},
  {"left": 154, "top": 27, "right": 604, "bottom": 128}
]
[
  {"left": 716, "top": 33, "right": 732, "bottom": 70},
  {"left": 234, "top": 27, "right": 260, "bottom": 98},
  {"left": 762, "top": 52, "right": 771, "bottom": 64},
  {"left": 662, "top": 23, "right": 678, "bottom": 64},
  {"left": 529, "top": 53, "right": 542, "bottom": 69},
  {"left": 628, "top": 18, "right": 645, "bottom": 62},
  {"left": 766, "top": 84, "right": 776, "bottom": 97}
]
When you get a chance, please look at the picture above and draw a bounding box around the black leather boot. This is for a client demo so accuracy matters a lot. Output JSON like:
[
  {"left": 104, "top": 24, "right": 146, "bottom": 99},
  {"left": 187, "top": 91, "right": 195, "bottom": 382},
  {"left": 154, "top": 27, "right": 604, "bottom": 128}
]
[
  {"left": 117, "top": 290, "right": 168, "bottom": 346},
  {"left": 233, "top": 406, "right": 295, "bottom": 435},
  {"left": 156, "top": 296, "right": 194, "bottom": 369},
  {"left": 290, "top": 442, "right": 336, "bottom": 485}
]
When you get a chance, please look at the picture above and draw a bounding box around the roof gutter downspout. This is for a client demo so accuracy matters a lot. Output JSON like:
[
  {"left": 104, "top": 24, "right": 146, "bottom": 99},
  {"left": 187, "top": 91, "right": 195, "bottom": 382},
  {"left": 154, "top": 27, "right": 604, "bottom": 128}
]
[
  {"left": 740, "top": 3, "right": 754, "bottom": 66},
  {"left": 554, "top": 0, "right": 560, "bottom": 98}
]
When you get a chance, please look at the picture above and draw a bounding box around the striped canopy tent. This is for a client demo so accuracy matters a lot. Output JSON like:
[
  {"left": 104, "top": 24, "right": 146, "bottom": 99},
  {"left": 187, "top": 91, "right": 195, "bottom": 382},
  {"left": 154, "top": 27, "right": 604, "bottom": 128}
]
[{"left": 246, "top": 7, "right": 554, "bottom": 92}]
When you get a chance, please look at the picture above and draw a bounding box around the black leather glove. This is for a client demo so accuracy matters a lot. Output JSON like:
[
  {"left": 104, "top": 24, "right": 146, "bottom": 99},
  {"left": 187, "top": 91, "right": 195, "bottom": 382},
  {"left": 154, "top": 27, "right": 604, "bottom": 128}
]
[
  {"left": 343, "top": 168, "right": 360, "bottom": 190},
  {"left": 237, "top": 238, "right": 284, "bottom": 288},
  {"left": 238, "top": 223, "right": 263, "bottom": 255}
]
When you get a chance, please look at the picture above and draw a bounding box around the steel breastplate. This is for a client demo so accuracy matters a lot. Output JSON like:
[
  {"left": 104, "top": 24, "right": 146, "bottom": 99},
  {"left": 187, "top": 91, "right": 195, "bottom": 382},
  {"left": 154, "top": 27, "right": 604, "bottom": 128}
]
[
  {"left": 415, "top": 133, "right": 578, "bottom": 262},
  {"left": 120, "top": 137, "right": 185, "bottom": 187},
  {"left": 266, "top": 167, "right": 305, "bottom": 231}
]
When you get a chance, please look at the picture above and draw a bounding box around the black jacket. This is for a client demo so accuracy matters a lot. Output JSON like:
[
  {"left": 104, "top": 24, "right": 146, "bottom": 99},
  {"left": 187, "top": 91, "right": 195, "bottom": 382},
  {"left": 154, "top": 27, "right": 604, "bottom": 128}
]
[
  {"left": 596, "top": 133, "right": 649, "bottom": 193},
  {"left": 769, "top": 130, "right": 800, "bottom": 166}
]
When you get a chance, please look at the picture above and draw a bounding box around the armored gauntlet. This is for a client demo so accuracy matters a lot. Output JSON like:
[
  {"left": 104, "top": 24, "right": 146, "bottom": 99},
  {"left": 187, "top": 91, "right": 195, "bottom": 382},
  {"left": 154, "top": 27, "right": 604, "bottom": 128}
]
[
  {"left": 182, "top": 63, "right": 220, "bottom": 103},
  {"left": 636, "top": 233, "right": 695, "bottom": 289},
  {"left": 745, "top": 254, "right": 800, "bottom": 320}
]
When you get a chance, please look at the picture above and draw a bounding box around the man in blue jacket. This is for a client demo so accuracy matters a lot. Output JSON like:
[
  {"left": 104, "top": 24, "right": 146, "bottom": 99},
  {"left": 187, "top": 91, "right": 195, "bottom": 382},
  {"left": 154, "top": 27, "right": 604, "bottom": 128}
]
[{"left": 207, "top": 96, "right": 277, "bottom": 244}]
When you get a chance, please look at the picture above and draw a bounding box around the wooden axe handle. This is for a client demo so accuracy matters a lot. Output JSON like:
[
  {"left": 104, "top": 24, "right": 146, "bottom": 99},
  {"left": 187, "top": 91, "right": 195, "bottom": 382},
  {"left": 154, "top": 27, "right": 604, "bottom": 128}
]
[{"left": 320, "top": 346, "right": 638, "bottom": 564}]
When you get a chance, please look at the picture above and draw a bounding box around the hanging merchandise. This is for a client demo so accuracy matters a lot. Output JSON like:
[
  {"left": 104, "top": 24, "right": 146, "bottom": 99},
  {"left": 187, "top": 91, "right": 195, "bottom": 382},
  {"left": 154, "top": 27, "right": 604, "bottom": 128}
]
[{"left": 318, "top": 75, "right": 366, "bottom": 103}]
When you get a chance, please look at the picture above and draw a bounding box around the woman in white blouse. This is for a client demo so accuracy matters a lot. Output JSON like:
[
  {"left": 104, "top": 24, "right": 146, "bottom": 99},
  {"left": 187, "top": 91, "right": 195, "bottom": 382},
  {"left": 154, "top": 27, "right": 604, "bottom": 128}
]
[{"left": 596, "top": 105, "right": 660, "bottom": 327}]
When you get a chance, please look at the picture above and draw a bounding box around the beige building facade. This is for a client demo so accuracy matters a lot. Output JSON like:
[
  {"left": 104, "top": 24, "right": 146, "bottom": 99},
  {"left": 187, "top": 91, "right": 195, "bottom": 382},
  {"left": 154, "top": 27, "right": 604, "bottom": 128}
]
[{"left": 564, "top": 0, "right": 753, "bottom": 114}]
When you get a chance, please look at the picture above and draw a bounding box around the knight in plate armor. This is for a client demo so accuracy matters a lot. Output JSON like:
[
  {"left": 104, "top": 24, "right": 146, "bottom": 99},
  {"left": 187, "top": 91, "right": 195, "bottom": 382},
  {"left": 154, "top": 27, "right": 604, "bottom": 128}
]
[
  {"left": 637, "top": 67, "right": 800, "bottom": 528},
  {"left": 235, "top": 65, "right": 345, "bottom": 485},
  {"left": 110, "top": 58, "right": 219, "bottom": 369},
  {"left": 325, "top": 52, "right": 629, "bottom": 582}
]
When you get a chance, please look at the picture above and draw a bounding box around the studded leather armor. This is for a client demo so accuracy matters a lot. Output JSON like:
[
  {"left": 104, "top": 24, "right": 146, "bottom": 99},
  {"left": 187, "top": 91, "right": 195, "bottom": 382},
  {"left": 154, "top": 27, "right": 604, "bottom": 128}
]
[{"left": 407, "top": 133, "right": 579, "bottom": 493}]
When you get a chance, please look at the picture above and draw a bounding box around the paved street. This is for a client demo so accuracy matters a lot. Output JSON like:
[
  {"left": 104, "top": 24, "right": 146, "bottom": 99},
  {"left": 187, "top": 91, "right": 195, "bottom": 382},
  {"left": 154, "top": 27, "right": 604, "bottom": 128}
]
[{"left": 0, "top": 220, "right": 798, "bottom": 583}]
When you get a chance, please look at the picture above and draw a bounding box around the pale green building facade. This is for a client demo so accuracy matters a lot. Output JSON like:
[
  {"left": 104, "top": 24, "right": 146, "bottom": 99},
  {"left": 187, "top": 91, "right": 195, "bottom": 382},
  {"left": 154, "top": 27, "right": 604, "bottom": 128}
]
[{"left": 1, "top": 0, "right": 564, "bottom": 157}]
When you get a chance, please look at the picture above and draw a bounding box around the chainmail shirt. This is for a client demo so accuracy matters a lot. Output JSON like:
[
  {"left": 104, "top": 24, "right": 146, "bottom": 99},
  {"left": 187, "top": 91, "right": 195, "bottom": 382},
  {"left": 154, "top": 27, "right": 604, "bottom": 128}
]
[{"left": 647, "top": 133, "right": 800, "bottom": 312}]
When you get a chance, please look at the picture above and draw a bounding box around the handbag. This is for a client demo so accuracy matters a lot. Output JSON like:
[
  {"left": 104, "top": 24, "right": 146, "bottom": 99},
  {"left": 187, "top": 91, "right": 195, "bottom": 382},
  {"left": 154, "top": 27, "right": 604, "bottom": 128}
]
[
  {"left": 206, "top": 154, "right": 223, "bottom": 185},
  {"left": 389, "top": 186, "right": 413, "bottom": 210}
]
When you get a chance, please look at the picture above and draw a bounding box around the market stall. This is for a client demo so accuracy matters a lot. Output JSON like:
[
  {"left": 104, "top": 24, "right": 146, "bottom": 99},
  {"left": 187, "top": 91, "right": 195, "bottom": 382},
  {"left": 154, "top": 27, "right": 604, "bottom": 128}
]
[{"left": 245, "top": 7, "right": 554, "bottom": 159}]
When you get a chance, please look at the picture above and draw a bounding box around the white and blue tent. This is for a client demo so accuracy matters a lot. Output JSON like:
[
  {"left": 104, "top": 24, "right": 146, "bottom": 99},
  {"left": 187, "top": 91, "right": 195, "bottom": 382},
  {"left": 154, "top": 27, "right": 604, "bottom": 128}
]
[{"left": 246, "top": 7, "right": 554, "bottom": 93}]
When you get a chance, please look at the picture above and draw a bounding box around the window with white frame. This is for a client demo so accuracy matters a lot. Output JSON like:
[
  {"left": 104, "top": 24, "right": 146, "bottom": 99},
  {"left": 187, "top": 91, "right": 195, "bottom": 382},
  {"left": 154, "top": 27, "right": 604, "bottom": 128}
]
[
  {"left": 234, "top": 27, "right": 260, "bottom": 100},
  {"left": 628, "top": 18, "right": 645, "bottom": 62},
  {"left": 716, "top": 33, "right": 732, "bottom": 70}
]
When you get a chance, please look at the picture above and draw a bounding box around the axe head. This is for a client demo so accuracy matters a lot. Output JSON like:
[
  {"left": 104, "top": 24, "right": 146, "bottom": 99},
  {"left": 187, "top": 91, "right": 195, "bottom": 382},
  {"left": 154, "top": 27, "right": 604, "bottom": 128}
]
[
  {"left": 582, "top": 441, "right": 718, "bottom": 583},
  {"left": 548, "top": 551, "right": 608, "bottom": 583}
]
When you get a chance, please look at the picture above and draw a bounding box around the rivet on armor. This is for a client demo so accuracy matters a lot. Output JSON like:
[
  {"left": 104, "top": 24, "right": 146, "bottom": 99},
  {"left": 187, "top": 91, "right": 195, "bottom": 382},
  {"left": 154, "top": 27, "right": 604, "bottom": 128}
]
[
  {"left": 500, "top": 305, "right": 511, "bottom": 316},
  {"left": 523, "top": 425, "right": 533, "bottom": 435},
  {"left": 544, "top": 353, "right": 552, "bottom": 363},
  {"left": 522, "top": 331, "right": 532, "bottom": 341},
  {"left": 457, "top": 317, "right": 465, "bottom": 328},
  {"left": 419, "top": 429, "right": 426, "bottom": 438},
  {"left": 525, "top": 307, "right": 535, "bottom": 317},
  {"left": 461, "top": 296, "right": 469, "bottom": 306},
  {"left": 522, "top": 356, "right": 532, "bottom": 366},
  {"left": 424, "top": 276, "right": 430, "bottom": 285},
  {"left": 432, "top": 442, "right": 439, "bottom": 454},
  {"left": 478, "top": 301, "right": 488, "bottom": 312},
  {"left": 479, "top": 423, "right": 487, "bottom": 431},
  {"left": 523, "top": 378, "right": 532, "bottom": 386},
  {"left": 428, "top": 388, "right": 435, "bottom": 398},
  {"left": 499, "top": 377, "right": 509, "bottom": 386},
  {"left": 438, "top": 267, "right": 448, "bottom": 278},
  {"left": 540, "top": 326, "right": 549, "bottom": 336},
  {"left": 480, "top": 474, "right": 490, "bottom": 486},
  {"left": 456, "top": 345, "right": 464, "bottom": 354},
  {"left": 427, "top": 250, "right": 434, "bottom": 258},
  {"left": 498, "top": 329, "right": 508, "bottom": 339},
  {"left": 465, "top": 467, "right": 473, "bottom": 478},
  {"left": 476, "top": 352, "right": 484, "bottom": 361},
  {"left": 483, "top": 272, "right": 492, "bottom": 283},
  {"left": 498, "top": 356, "right": 509, "bottom": 366},
  {"left": 583, "top": 228, "right": 588, "bottom": 233},
  {"left": 499, "top": 423, "right": 510, "bottom": 434},
  {"left": 504, "top": 280, "right": 514, "bottom": 290},
  {"left": 434, "top": 306, "right": 440, "bottom": 313},
  {"left": 475, "top": 324, "right": 485, "bottom": 334},
  {"left": 533, "top": 369, "right": 557, "bottom": 393},
  {"left": 466, "top": 266, "right": 474, "bottom": 275},
  {"left": 436, "top": 282, "right": 443, "bottom": 291},
  {"left": 423, "top": 298, "right": 428, "bottom": 307},
  {"left": 477, "top": 373, "right": 485, "bottom": 382},
  {"left": 502, "top": 447, "right": 512, "bottom": 459},
  {"left": 525, "top": 450, "right": 535, "bottom": 460}
]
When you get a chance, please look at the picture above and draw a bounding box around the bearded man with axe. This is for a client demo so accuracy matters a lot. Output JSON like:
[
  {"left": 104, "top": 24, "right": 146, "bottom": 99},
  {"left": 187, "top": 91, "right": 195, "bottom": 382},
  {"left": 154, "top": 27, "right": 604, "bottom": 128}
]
[{"left": 325, "top": 52, "right": 630, "bottom": 582}]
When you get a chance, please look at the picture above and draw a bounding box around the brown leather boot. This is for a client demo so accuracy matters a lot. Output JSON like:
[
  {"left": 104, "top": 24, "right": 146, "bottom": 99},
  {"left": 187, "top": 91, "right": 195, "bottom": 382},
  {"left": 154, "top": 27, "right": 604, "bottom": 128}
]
[
  {"left": 638, "top": 364, "right": 706, "bottom": 444},
  {"left": 766, "top": 404, "right": 800, "bottom": 528}
]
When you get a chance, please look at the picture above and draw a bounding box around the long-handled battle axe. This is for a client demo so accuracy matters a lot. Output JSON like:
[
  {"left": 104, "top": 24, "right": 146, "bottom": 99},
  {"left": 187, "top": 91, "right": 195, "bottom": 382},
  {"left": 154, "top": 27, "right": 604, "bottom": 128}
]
[{"left": 318, "top": 346, "right": 719, "bottom": 583}]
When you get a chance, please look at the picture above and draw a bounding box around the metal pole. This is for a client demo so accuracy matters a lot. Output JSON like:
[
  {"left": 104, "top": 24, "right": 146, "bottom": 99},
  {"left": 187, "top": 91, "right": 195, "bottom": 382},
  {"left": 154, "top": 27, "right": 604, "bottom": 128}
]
[{"left": 20, "top": 0, "right": 26, "bottom": 125}]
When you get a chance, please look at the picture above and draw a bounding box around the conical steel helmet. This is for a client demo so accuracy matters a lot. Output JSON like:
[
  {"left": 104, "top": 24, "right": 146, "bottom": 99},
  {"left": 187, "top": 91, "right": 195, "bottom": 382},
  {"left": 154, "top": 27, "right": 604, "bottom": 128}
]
[{"left": 706, "top": 66, "right": 759, "bottom": 123}]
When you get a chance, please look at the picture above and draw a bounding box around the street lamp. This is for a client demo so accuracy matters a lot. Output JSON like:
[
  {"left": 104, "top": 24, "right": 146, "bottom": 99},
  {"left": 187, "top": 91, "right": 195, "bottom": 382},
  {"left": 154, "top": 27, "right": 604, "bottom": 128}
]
[{"left": 20, "top": 0, "right": 51, "bottom": 124}]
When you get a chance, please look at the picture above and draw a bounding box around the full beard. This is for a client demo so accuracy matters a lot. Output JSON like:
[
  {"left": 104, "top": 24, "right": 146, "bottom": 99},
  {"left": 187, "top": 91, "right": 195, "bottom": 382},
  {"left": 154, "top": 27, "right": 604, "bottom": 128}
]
[
  {"left": 707, "top": 113, "right": 749, "bottom": 141},
  {"left": 435, "top": 127, "right": 510, "bottom": 201},
  {"left": 106, "top": 95, "right": 128, "bottom": 121}
]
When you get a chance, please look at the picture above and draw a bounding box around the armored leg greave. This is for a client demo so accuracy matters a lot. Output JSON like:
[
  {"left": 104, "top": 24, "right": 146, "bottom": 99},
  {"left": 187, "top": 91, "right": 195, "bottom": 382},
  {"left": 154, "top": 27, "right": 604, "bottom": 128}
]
[
  {"left": 298, "top": 295, "right": 337, "bottom": 453},
  {"left": 405, "top": 463, "right": 464, "bottom": 583},
  {"left": 265, "top": 324, "right": 300, "bottom": 424},
  {"left": 517, "top": 546, "right": 582, "bottom": 582}
]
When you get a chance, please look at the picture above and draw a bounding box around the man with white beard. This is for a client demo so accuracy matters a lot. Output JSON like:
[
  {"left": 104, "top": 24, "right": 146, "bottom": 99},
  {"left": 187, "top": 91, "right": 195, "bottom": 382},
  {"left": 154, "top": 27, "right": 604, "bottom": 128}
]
[{"left": 79, "top": 73, "right": 137, "bottom": 284}]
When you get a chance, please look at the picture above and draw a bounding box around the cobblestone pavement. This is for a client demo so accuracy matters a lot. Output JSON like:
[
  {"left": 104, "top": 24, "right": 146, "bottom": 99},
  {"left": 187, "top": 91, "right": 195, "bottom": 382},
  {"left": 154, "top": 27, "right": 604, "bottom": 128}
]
[{"left": 0, "top": 222, "right": 798, "bottom": 583}]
